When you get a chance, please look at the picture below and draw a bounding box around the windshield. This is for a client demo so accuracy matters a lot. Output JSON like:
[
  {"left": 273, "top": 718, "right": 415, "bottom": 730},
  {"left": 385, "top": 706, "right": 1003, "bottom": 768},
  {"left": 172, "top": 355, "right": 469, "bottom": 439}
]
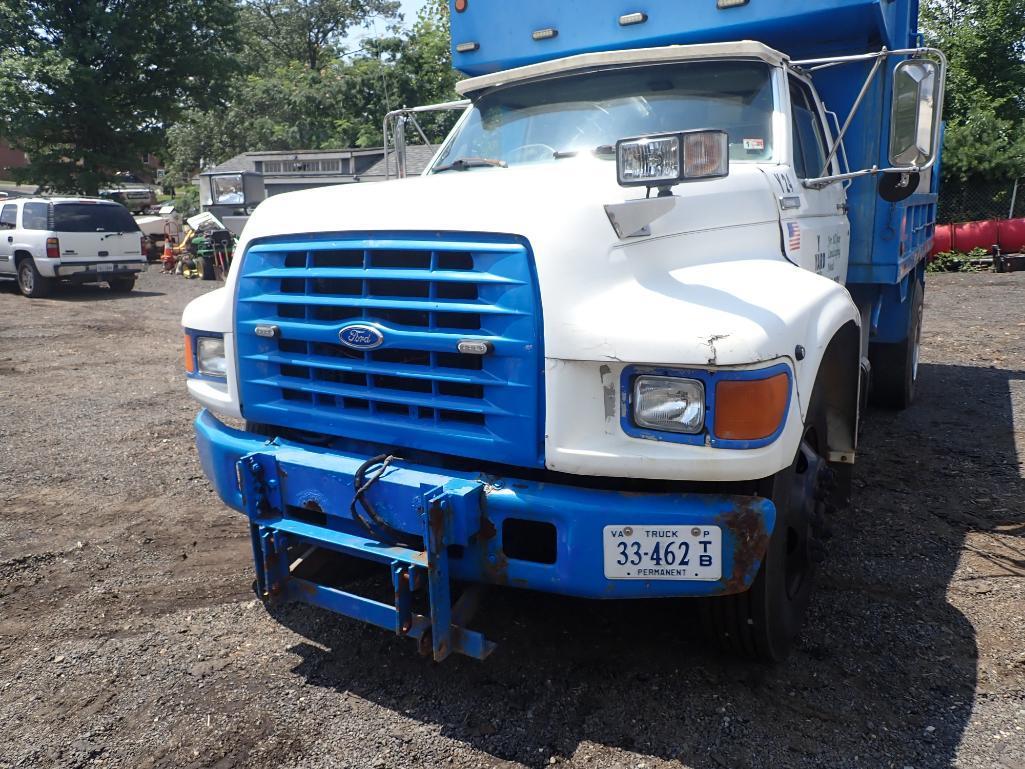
[
  {"left": 433, "top": 60, "right": 776, "bottom": 171},
  {"left": 53, "top": 203, "right": 140, "bottom": 233}
]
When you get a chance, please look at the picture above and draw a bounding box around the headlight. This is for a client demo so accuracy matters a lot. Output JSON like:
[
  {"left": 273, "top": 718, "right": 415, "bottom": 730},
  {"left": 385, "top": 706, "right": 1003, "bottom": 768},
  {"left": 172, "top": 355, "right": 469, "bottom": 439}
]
[
  {"left": 196, "top": 336, "right": 227, "bottom": 378},
  {"left": 633, "top": 376, "right": 705, "bottom": 434},
  {"left": 616, "top": 130, "right": 729, "bottom": 189},
  {"left": 617, "top": 135, "right": 681, "bottom": 186}
]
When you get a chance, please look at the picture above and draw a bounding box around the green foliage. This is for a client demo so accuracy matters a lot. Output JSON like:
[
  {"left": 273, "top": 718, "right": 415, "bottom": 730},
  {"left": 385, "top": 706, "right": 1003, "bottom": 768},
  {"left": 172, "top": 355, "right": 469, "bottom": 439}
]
[
  {"left": 921, "top": 0, "right": 1025, "bottom": 187},
  {"left": 241, "top": 0, "right": 400, "bottom": 71},
  {"left": 166, "top": 0, "right": 459, "bottom": 176},
  {"left": 0, "top": 0, "right": 241, "bottom": 194},
  {"left": 173, "top": 185, "right": 201, "bottom": 219},
  {"left": 927, "top": 247, "right": 987, "bottom": 273}
]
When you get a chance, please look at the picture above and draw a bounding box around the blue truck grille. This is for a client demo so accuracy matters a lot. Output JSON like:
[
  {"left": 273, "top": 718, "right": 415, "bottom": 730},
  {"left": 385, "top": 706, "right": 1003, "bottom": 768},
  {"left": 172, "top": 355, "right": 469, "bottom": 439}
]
[{"left": 235, "top": 234, "right": 545, "bottom": 467}]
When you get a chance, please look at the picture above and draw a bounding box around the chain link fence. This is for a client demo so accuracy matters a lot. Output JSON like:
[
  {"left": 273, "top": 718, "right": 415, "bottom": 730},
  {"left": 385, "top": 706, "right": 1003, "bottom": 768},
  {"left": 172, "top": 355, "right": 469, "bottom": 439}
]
[{"left": 938, "top": 177, "right": 1024, "bottom": 224}]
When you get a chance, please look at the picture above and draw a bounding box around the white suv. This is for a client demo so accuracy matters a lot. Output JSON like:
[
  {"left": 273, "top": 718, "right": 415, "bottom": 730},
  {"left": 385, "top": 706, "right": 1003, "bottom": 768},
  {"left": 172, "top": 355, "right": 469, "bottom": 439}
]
[{"left": 0, "top": 197, "right": 148, "bottom": 297}]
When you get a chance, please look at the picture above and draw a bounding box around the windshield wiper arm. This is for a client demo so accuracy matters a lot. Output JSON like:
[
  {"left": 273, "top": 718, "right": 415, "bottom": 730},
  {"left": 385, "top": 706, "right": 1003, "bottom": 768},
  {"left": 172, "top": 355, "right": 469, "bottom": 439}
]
[{"left": 433, "top": 157, "right": 508, "bottom": 173}]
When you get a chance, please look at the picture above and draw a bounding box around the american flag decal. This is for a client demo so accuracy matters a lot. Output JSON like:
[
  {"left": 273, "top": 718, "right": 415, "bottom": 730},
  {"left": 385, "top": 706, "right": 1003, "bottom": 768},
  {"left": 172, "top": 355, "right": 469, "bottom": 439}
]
[{"left": 787, "top": 222, "right": 802, "bottom": 252}]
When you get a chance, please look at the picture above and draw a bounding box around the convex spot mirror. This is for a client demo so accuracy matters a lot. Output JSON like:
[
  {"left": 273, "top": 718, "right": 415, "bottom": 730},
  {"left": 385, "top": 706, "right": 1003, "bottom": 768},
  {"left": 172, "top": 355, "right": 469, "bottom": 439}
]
[
  {"left": 889, "top": 59, "right": 941, "bottom": 168},
  {"left": 878, "top": 171, "right": 921, "bottom": 203}
]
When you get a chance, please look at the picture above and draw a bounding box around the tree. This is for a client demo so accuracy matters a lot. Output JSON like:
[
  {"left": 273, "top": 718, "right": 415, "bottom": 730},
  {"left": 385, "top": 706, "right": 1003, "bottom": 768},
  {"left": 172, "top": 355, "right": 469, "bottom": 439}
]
[
  {"left": 241, "top": 0, "right": 400, "bottom": 71},
  {"left": 165, "top": 0, "right": 459, "bottom": 176},
  {"left": 0, "top": 0, "right": 241, "bottom": 194},
  {"left": 334, "top": 0, "right": 460, "bottom": 147},
  {"left": 921, "top": 0, "right": 1025, "bottom": 184}
]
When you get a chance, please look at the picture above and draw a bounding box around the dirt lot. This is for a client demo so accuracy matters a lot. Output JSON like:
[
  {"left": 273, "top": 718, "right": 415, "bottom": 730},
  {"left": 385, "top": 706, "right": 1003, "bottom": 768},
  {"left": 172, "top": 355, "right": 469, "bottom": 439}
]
[{"left": 0, "top": 267, "right": 1023, "bottom": 769}]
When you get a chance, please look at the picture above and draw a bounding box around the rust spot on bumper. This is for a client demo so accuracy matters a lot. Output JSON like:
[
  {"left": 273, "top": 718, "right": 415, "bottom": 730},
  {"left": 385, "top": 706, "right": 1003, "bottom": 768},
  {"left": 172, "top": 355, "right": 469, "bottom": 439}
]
[
  {"left": 718, "top": 497, "right": 771, "bottom": 595},
  {"left": 476, "top": 509, "right": 508, "bottom": 585}
]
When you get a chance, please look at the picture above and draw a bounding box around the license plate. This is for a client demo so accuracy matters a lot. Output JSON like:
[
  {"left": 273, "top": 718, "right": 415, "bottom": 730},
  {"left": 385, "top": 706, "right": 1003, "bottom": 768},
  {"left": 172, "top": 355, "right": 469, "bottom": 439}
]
[
  {"left": 97, "top": 263, "right": 113, "bottom": 272},
  {"left": 603, "top": 525, "right": 722, "bottom": 581}
]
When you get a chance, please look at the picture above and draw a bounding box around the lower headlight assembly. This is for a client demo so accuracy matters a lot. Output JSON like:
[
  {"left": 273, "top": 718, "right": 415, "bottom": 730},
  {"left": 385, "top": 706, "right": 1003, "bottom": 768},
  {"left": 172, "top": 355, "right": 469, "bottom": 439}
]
[
  {"left": 197, "top": 337, "right": 227, "bottom": 378},
  {"left": 633, "top": 376, "right": 705, "bottom": 434}
]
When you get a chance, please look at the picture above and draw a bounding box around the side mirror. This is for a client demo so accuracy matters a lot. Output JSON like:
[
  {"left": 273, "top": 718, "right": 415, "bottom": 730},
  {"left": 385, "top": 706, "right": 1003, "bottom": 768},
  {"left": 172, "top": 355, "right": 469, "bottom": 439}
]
[{"left": 889, "top": 59, "right": 941, "bottom": 168}]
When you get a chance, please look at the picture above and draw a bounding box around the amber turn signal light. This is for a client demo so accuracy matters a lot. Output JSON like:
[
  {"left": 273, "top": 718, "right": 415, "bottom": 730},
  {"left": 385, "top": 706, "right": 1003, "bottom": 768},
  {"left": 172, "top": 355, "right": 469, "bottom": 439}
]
[
  {"left": 714, "top": 373, "right": 789, "bottom": 441},
  {"left": 184, "top": 334, "right": 196, "bottom": 374}
]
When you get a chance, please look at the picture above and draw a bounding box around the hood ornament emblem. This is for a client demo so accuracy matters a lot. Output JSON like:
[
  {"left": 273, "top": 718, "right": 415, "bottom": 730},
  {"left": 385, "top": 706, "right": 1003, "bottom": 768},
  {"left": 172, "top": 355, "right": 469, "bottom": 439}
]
[{"left": 338, "top": 324, "right": 384, "bottom": 351}]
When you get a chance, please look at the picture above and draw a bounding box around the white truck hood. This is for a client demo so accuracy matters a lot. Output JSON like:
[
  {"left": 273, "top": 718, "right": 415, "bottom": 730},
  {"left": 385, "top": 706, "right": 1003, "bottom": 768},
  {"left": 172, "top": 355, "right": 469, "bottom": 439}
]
[{"left": 231, "top": 160, "right": 846, "bottom": 366}]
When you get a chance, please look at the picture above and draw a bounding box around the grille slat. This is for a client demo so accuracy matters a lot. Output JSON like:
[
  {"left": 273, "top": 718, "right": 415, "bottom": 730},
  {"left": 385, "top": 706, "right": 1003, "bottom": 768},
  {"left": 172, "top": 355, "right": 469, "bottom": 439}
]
[
  {"left": 235, "top": 236, "right": 544, "bottom": 468},
  {"left": 245, "top": 267, "right": 521, "bottom": 285},
  {"left": 250, "top": 377, "right": 506, "bottom": 416},
  {"left": 244, "top": 352, "right": 513, "bottom": 388},
  {"left": 242, "top": 293, "right": 521, "bottom": 317}
]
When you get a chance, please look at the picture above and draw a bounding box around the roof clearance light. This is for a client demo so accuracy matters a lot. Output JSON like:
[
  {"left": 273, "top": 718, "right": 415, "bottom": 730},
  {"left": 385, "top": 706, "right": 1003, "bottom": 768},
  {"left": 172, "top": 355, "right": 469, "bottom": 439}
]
[
  {"left": 717, "top": 0, "right": 750, "bottom": 8},
  {"left": 454, "top": 0, "right": 468, "bottom": 12},
  {"left": 455, "top": 41, "right": 480, "bottom": 53},
  {"left": 532, "top": 27, "right": 558, "bottom": 41},
  {"left": 619, "top": 12, "right": 648, "bottom": 26}
]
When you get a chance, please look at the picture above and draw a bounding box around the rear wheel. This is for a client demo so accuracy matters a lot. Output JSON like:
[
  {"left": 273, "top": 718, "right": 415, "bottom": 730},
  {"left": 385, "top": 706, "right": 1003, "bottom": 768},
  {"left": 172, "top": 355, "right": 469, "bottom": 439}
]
[
  {"left": 869, "top": 277, "right": 924, "bottom": 410},
  {"left": 701, "top": 396, "right": 831, "bottom": 662},
  {"left": 108, "top": 276, "right": 136, "bottom": 293},
  {"left": 17, "top": 258, "right": 53, "bottom": 298}
]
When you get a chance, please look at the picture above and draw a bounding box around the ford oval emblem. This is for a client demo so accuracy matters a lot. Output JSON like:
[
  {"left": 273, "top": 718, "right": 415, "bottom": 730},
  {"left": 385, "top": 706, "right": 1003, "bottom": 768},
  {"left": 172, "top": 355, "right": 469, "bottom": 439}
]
[{"left": 338, "top": 324, "right": 384, "bottom": 350}]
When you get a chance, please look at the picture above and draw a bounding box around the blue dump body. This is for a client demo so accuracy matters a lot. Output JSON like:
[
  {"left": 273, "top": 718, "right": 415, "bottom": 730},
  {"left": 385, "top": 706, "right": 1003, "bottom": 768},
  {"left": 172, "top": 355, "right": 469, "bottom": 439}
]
[
  {"left": 450, "top": 0, "right": 938, "bottom": 339},
  {"left": 449, "top": 0, "right": 918, "bottom": 74}
]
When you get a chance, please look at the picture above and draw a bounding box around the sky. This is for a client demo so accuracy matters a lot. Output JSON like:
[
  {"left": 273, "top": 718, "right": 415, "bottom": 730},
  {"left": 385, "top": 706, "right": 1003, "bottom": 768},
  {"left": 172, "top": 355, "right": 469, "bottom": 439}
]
[{"left": 399, "top": 0, "right": 431, "bottom": 23}]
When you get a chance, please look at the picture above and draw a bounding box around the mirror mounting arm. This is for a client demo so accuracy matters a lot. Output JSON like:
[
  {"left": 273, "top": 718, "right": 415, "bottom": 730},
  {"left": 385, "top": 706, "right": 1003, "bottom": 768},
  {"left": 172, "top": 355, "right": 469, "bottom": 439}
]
[
  {"left": 813, "top": 50, "right": 888, "bottom": 179},
  {"left": 791, "top": 47, "right": 947, "bottom": 193}
]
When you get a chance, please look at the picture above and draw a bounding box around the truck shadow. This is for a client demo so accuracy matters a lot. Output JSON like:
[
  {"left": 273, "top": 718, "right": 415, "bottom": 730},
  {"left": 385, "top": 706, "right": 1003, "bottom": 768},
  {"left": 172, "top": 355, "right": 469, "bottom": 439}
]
[{"left": 274, "top": 361, "right": 1024, "bottom": 769}]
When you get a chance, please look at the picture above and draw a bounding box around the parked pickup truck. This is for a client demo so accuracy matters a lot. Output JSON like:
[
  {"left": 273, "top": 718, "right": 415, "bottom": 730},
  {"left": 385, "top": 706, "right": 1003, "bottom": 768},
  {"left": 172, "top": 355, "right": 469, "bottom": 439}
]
[
  {"left": 0, "top": 197, "right": 147, "bottom": 297},
  {"left": 184, "top": 0, "right": 945, "bottom": 662}
]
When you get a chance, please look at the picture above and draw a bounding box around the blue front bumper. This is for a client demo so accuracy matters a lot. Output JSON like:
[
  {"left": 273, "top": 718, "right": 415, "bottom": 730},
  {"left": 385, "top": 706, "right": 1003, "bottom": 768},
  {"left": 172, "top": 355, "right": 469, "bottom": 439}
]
[{"left": 196, "top": 410, "right": 776, "bottom": 658}]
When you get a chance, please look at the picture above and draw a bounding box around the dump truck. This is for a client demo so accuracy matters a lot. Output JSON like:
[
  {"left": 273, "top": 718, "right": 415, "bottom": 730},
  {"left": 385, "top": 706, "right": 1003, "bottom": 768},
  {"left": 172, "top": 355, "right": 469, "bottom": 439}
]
[{"left": 183, "top": 0, "right": 945, "bottom": 662}]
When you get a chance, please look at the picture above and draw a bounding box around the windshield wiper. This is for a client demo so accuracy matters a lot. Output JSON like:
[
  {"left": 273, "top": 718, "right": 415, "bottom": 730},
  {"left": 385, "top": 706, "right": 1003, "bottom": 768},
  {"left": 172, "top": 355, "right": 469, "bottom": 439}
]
[{"left": 433, "top": 157, "right": 508, "bottom": 173}]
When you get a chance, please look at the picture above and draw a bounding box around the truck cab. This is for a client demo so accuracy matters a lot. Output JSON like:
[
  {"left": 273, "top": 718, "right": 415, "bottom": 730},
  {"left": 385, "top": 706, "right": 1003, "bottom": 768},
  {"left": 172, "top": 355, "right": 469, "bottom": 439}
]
[{"left": 183, "top": 0, "right": 944, "bottom": 662}]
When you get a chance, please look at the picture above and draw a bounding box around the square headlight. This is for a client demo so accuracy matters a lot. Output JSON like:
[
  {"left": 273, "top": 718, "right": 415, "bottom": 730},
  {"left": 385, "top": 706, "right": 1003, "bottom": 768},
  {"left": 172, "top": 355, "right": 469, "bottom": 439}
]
[
  {"left": 617, "top": 135, "right": 681, "bottom": 186},
  {"left": 633, "top": 376, "right": 705, "bottom": 434},
  {"left": 197, "top": 336, "right": 227, "bottom": 378}
]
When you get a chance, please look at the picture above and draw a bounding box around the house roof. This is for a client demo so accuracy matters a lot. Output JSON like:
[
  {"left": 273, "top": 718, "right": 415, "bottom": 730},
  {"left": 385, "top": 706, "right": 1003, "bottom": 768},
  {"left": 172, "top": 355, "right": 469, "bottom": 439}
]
[
  {"left": 204, "top": 153, "right": 257, "bottom": 174},
  {"left": 362, "top": 145, "right": 439, "bottom": 180},
  {"left": 201, "top": 144, "right": 439, "bottom": 184}
]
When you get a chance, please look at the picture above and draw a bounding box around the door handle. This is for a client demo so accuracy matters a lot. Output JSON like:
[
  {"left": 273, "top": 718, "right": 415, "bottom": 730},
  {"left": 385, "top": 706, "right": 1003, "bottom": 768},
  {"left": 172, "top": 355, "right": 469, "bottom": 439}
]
[{"left": 6, "top": 236, "right": 11, "bottom": 243}]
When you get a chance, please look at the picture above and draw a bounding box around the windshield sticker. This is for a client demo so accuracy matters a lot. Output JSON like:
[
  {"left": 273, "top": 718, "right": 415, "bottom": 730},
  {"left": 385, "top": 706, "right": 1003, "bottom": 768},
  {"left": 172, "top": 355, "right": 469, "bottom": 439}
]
[{"left": 743, "top": 138, "right": 765, "bottom": 151}]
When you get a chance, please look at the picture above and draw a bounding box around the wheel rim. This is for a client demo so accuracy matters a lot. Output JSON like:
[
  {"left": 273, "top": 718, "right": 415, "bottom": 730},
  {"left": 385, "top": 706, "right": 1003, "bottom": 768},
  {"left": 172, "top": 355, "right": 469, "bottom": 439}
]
[
  {"left": 19, "top": 264, "right": 33, "bottom": 293},
  {"left": 785, "top": 434, "right": 825, "bottom": 600}
]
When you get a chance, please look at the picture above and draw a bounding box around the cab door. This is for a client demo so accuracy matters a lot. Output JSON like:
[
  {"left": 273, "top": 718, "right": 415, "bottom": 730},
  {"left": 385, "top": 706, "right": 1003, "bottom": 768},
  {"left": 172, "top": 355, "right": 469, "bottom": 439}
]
[{"left": 772, "top": 74, "right": 850, "bottom": 284}]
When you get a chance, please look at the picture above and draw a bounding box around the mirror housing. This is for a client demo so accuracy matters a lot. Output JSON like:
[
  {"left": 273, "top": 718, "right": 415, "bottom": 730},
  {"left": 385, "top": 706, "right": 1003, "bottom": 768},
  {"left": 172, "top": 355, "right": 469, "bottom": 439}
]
[{"left": 889, "top": 59, "right": 941, "bottom": 168}]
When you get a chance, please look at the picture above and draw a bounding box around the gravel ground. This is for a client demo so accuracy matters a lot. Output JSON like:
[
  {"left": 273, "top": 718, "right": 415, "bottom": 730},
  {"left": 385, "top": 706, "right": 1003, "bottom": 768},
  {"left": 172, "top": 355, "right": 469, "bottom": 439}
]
[{"left": 0, "top": 266, "right": 1023, "bottom": 769}]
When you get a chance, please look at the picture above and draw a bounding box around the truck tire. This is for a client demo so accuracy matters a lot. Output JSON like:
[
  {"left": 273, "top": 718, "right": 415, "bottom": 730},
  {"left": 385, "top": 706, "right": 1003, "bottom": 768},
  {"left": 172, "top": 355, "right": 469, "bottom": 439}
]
[
  {"left": 108, "top": 276, "right": 136, "bottom": 293},
  {"left": 17, "top": 258, "right": 54, "bottom": 298},
  {"left": 700, "top": 395, "right": 830, "bottom": 662},
  {"left": 869, "top": 277, "right": 924, "bottom": 410}
]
